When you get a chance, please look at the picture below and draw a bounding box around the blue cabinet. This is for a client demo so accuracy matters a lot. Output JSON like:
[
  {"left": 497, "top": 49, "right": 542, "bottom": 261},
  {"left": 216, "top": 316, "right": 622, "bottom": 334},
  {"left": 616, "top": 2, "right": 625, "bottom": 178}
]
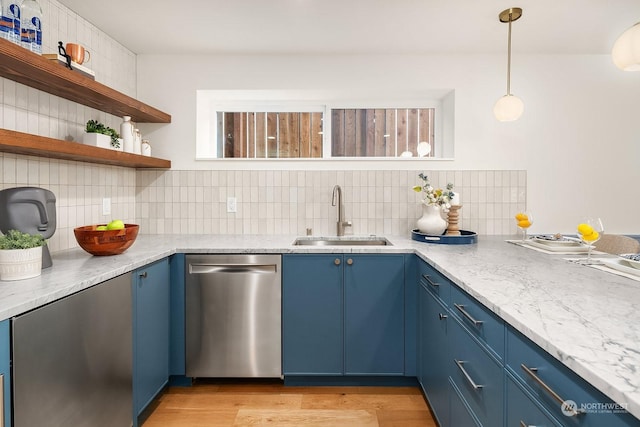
[
  {"left": 0, "top": 320, "right": 10, "bottom": 427},
  {"left": 133, "top": 258, "right": 170, "bottom": 419},
  {"left": 506, "top": 326, "right": 638, "bottom": 427},
  {"left": 283, "top": 254, "right": 405, "bottom": 377},
  {"left": 283, "top": 254, "right": 343, "bottom": 375},
  {"left": 418, "top": 280, "right": 450, "bottom": 427}
]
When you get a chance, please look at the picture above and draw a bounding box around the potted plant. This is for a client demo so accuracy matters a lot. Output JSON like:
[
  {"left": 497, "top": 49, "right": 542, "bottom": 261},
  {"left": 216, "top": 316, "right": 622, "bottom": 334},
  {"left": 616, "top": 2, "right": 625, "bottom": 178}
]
[
  {"left": 83, "top": 119, "right": 122, "bottom": 150},
  {"left": 0, "top": 230, "right": 46, "bottom": 281}
]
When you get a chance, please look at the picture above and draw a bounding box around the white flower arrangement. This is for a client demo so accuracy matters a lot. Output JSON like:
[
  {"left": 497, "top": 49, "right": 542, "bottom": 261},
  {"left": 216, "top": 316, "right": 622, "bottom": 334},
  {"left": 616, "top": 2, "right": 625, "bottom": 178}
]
[{"left": 412, "top": 173, "right": 455, "bottom": 208}]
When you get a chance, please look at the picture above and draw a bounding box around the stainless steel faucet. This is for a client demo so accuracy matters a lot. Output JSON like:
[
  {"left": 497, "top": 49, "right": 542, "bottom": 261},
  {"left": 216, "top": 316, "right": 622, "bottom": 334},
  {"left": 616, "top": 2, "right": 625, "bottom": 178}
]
[{"left": 331, "top": 185, "right": 352, "bottom": 236}]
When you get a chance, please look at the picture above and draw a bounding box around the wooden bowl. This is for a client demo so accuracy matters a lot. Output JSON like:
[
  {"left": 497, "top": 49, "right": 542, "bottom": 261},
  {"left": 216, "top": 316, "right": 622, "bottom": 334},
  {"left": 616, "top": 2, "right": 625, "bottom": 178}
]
[{"left": 73, "top": 224, "right": 139, "bottom": 256}]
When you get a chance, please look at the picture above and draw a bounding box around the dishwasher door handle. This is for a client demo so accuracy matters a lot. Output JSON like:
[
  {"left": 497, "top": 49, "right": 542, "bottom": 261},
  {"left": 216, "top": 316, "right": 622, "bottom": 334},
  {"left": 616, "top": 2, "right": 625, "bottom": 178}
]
[{"left": 189, "top": 264, "right": 277, "bottom": 274}]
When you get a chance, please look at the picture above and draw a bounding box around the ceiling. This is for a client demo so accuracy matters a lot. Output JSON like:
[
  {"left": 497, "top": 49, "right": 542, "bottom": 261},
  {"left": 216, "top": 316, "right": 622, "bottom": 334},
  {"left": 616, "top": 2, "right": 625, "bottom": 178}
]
[{"left": 57, "top": 0, "right": 640, "bottom": 56}]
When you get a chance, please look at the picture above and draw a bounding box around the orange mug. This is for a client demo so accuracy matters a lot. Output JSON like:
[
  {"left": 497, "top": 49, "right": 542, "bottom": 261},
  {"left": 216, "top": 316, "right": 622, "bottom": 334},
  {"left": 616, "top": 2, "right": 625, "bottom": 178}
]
[{"left": 65, "top": 43, "right": 91, "bottom": 65}]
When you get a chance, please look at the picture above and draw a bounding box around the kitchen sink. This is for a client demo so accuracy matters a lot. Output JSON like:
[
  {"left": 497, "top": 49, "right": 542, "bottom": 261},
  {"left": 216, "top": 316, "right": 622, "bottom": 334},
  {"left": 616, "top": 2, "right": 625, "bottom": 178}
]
[{"left": 293, "top": 236, "right": 392, "bottom": 246}]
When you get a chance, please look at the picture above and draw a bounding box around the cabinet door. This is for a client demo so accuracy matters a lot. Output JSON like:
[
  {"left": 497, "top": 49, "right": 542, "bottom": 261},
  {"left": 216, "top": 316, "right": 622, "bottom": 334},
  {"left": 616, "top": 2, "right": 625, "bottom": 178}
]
[
  {"left": 344, "top": 254, "right": 404, "bottom": 375},
  {"left": 133, "top": 258, "right": 170, "bottom": 417},
  {"left": 419, "top": 282, "right": 450, "bottom": 427},
  {"left": 0, "top": 320, "right": 10, "bottom": 427},
  {"left": 283, "top": 254, "right": 343, "bottom": 375},
  {"left": 450, "top": 317, "right": 504, "bottom": 427}
]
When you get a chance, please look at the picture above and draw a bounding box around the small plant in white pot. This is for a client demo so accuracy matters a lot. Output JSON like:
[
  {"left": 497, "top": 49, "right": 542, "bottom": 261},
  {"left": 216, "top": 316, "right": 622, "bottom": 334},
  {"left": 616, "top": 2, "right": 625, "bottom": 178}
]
[
  {"left": 0, "top": 230, "right": 46, "bottom": 281},
  {"left": 83, "top": 120, "right": 121, "bottom": 150}
]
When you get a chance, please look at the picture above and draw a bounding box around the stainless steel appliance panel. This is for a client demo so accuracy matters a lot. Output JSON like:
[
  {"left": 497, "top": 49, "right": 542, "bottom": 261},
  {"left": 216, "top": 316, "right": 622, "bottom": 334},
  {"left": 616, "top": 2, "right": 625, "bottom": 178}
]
[
  {"left": 186, "top": 254, "right": 281, "bottom": 378},
  {"left": 13, "top": 273, "right": 132, "bottom": 427}
]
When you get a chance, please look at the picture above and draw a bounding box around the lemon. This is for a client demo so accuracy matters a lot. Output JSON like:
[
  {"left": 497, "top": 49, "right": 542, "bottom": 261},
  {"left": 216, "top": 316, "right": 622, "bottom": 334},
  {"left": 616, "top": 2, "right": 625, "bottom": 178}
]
[
  {"left": 412, "top": 186, "right": 422, "bottom": 193},
  {"left": 96, "top": 225, "right": 108, "bottom": 231},
  {"left": 577, "top": 223, "right": 594, "bottom": 236},
  {"left": 582, "top": 231, "right": 600, "bottom": 242},
  {"left": 517, "top": 219, "right": 532, "bottom": 228},
  {"left": 515, "top": 212, "right": 528, "bottom": 221}
]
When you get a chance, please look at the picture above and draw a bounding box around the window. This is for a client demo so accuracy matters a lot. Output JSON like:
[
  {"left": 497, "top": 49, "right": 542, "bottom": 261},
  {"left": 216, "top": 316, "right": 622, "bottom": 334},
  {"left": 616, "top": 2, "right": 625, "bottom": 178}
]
[{"left": 196, "top": 90, "right": 454, "bottom": 160}]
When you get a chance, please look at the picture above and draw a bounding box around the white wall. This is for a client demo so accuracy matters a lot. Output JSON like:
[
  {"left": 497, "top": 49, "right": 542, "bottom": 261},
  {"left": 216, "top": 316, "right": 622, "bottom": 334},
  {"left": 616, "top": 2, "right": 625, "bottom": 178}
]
[{"left": 137, "top": 53, "right": 640, "bottom": 234}]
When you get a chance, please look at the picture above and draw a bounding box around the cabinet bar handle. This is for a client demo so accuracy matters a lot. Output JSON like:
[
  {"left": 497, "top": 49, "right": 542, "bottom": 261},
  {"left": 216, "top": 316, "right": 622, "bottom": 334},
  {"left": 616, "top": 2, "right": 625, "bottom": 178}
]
[
  {"left": 454, "top": 359, "right": 484, "bottom": 390},
  {"left": 422, "top": 274, "right": 439, "bottom": 288},
  {"left": 454, "top": 303, "right": 483, "bottom": 326},
  {"left": 521, "top": 364, "right": 584, "bottom": 417}
]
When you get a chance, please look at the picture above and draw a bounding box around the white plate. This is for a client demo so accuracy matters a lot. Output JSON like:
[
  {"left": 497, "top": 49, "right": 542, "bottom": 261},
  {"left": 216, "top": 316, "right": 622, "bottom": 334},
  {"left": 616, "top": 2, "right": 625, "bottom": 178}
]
[
  {"left": 525, "top": 239, "right": 590, "bottom": 253},
  {"left": 619, "top": 256, "right": 640, "bottom": 270},
  {"left": 531, "top": 236, "right": 582, "bottom": 247},
  {"left": 601, "top": 258, "right": 640, "bottom": 277}
]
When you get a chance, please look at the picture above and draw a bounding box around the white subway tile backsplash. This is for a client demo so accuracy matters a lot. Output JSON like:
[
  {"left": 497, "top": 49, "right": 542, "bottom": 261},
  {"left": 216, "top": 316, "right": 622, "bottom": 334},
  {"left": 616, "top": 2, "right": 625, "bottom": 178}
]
[{"left": 131, "top": 169, "right": 526, "bottom": 238}]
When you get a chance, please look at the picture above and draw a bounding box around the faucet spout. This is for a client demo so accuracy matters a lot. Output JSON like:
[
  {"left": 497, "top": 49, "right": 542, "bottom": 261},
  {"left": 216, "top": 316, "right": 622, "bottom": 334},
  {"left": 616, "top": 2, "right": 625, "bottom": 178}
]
[{"left": 332, "top": 185, "right": 351, "bottom": 236}]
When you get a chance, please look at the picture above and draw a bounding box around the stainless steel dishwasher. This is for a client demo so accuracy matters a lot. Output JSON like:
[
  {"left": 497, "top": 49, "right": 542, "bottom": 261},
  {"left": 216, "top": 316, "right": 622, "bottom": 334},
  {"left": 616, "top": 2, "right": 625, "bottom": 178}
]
[{"left": 185, "top": 254, "right": 281, "bottom": 378}]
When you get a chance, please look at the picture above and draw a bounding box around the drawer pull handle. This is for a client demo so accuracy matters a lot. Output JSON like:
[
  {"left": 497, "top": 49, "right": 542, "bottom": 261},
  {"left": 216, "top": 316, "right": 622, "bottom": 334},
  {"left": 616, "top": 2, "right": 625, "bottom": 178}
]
[
  {"left": 347, "top": 258, "right": 353, "bottom": 265},
  {"left": 438, "top": 313, "right": 447, "bottom": 320},
  {"left": 422, "top": 274, "right": 439, "bottom": 288},
  {"left": 519, "top": 422, "right": 535, "bottom": 427},
  {"left": 454, "top": 359, "right": 484, "bottom": 390},
  {"left": 454, "top": 303, "right": 483, "bottom": 326},
  {"left": 334, "top": 259, "right": 341, "bottom": 265},
  {"left": 139, "top": 271, "right": 148, "bottom": 278},
  {"left": 521, "top": 364, "right": 584, "bottom": 417}
]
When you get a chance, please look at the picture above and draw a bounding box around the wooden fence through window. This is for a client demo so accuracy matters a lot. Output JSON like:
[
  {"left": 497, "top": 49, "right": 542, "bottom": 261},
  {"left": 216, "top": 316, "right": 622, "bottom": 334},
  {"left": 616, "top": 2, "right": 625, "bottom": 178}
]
[{"left": 221, "top": 108, "right": 434, "bottom": 158}]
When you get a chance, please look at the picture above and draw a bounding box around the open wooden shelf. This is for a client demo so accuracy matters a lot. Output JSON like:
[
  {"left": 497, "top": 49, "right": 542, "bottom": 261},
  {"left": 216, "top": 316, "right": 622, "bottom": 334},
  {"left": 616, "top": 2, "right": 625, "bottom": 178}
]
[
  {"left": 0, "top": 38, "right": 170, "bottom": 123},
  {"left": 0, "top": 129, "right": 171, "bottom": 169}
]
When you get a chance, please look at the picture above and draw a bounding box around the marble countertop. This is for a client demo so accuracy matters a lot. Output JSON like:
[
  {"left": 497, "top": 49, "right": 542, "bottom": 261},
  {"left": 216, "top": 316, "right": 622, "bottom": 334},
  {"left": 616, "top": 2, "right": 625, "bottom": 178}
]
[{"left": 0, "top": 233, "right": 638, "bottom": 420}]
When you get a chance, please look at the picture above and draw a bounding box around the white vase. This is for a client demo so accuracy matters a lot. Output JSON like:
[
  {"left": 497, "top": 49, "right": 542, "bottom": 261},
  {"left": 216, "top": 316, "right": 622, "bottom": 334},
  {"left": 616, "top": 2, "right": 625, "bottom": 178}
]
[
  {"left": 120, "top": 116, "right": 135, "bottom": 153},
  {"left": 0, "top": 246, "right": 42, "bottom": 281},
  {"left": 416, "top": 203, "right": 448, "bottom": 235}
]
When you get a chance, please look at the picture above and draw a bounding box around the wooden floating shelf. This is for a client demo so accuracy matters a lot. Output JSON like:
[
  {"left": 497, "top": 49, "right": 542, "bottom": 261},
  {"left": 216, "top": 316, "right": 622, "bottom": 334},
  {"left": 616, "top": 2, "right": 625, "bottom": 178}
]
[
  {"left": 0, "top": 129, "right": 171, "bottom": 169},
  {"left": 0, "top": 38, "right": 170, "bottom": 123}
]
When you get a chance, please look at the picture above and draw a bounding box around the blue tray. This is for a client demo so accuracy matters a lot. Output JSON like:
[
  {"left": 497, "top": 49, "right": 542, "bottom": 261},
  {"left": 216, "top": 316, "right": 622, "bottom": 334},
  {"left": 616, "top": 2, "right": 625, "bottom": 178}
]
[{"left": 411, "top": 229, "right": 477, "bottom": 245}]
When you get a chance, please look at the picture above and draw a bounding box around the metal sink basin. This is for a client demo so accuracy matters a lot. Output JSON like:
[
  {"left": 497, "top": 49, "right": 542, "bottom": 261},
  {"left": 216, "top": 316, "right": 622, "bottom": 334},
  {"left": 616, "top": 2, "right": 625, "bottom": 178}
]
[{"left": 293, "top": 236, "right": 392, "bottom": 246}]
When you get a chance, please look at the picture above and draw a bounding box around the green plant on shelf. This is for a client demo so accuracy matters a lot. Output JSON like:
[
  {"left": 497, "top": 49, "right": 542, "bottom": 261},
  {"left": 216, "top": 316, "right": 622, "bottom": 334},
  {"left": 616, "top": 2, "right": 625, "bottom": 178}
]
[{"left": 85, "top": 119, "right": 121, "bottom": 148}]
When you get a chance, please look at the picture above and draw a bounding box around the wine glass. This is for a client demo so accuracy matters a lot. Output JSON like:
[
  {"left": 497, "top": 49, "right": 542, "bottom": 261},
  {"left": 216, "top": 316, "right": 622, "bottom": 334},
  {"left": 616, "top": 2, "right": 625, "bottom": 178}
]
[
  {"left": 514, "top": 211, "right": 533, "bottom": 242},
  {"left": 576, "top": 218, "right": 604, "bottom": 264}
]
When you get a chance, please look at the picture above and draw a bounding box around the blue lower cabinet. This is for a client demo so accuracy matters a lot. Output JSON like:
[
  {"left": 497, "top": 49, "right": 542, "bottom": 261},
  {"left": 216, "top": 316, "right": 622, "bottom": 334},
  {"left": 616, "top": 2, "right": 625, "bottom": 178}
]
[
  {"left": 507, "top": 326, "right": 638, "bottom": 427},
  {"left": 418, "top": 281, "right": 450, "bottom": 427},
  {"left": 344, "top": 254, "right": 405, "bottom": 375},
  {"left": 0, "top": 320, "right": 10, "bottom": 427},
  {"left": 283, "top": 254, "right": 343, "bottom": 375},
  {"left": 450, "top": 380, "right": 482, "bottom": 427},
  {"left": 506, "top": 374, "right": 562, "bottom": 427},
  {"left": 133, "top": 258, "right": 170, "bottom": 421},
  {"left": 449, "top": 315, "right": 504, "bottom": 427},
  {"left": 283, "top": 254, "right": 405, "bottom": 377}
]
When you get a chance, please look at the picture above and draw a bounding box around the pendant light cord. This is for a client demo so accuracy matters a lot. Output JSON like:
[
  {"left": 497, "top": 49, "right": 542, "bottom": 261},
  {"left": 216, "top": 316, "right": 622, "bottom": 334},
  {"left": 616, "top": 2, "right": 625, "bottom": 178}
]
[{"left": 506, "top": 12, "right": 513, "bottom": 96}]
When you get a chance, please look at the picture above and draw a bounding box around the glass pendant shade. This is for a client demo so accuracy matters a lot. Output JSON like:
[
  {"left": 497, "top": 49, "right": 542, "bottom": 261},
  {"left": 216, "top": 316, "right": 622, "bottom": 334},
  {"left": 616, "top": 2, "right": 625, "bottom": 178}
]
[
  {"left": 612, "top": 22, "right": 640, "bottom": 71},
  {"left": 494, "top": 94, "right": 524, "bottom": 122}
]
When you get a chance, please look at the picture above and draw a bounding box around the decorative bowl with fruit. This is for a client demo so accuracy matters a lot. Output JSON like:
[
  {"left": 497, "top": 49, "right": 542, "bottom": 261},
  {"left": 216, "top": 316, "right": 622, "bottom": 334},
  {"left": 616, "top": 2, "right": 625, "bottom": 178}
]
[{"left": 73, "top": 220, "right": 139, "bottom": 256}]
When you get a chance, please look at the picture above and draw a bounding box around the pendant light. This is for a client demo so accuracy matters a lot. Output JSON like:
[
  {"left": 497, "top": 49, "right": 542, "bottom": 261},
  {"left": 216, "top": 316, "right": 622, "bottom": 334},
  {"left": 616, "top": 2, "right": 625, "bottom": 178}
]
[
  {"left": 612, "top": 21, "right": 640, "bottom": 71},
  {"left": 494, "top": 7, "right": 524, "bottom": 122}
]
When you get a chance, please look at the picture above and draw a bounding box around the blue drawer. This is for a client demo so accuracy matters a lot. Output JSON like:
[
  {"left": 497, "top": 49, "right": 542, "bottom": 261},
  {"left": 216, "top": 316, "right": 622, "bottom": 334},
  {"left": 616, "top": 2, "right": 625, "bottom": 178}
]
[
  {"left": 451, "top": 284, "right": 505, "bottom": 361},
  {"left": 418, "top": 258, "right": 451, "bottom": 306},
  {"left": 507, "top": 373, "right": 562, "bottom": 427},
  {"left": 450, "top": 316, "right": 504, "bottom": 427},
  {"left": 507, "top": 327, "right": 638, "bottom": 427}
]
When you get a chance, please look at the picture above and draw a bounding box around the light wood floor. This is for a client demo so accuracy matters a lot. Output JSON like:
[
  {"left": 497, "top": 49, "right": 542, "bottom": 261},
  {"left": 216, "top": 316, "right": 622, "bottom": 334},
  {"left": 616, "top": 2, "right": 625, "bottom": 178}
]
[{"left": 142, "top": 380, "right": 437, "bottom": 427}]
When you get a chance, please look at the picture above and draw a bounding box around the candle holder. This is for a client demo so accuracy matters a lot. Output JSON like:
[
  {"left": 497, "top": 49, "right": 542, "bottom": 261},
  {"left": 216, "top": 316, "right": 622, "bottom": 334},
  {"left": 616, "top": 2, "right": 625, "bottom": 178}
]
[{"left": 446, "top": 205, "right": 462, "bottom": 236}]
